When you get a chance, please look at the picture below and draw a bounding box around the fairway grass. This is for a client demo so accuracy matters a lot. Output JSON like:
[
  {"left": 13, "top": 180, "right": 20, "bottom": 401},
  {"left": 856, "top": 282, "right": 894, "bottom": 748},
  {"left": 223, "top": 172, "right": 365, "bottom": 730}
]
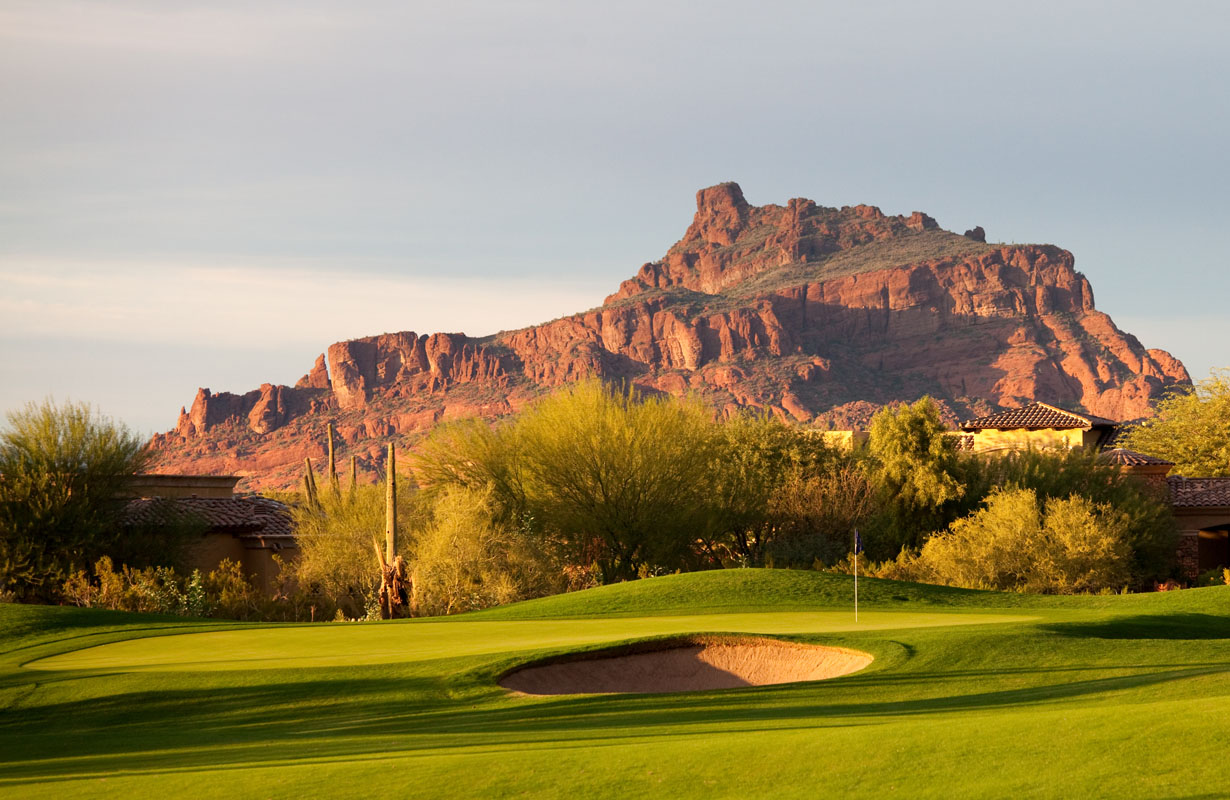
[
  {"left": 2, "top": 569, "right": 1228, "bottom": 799},
  {"left": 27, "top": 610, "right": 1033, "bottom": 672}
]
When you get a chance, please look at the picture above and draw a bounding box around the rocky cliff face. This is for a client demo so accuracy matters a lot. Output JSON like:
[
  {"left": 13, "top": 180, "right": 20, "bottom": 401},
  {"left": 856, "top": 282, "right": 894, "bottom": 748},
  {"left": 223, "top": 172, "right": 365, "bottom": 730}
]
[{"left": 147, "top": 182, "right": 1190, "bottom": 489}]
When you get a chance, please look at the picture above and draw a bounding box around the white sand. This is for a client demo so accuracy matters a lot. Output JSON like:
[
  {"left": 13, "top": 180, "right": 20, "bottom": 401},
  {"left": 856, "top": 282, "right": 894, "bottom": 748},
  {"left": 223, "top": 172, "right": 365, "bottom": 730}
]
[{"left": 499, "top": 638, "right": 873, "bottom": 695}]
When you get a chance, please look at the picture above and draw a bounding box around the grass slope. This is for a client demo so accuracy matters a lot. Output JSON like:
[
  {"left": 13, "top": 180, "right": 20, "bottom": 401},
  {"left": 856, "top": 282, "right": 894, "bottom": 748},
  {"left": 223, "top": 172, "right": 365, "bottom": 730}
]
[{"left": 2, "top": 570, "right": 1228, "bottom": 799}]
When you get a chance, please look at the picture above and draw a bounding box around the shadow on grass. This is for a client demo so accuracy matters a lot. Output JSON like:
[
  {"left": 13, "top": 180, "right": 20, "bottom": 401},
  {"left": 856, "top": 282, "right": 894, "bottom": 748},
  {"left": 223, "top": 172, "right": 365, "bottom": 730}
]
[
  {"left": 1045, "top": 613, "right": 1230, "bottom": 641},
  {"left": 2, "top": 654, "right": 1228, "bottom": 786}
]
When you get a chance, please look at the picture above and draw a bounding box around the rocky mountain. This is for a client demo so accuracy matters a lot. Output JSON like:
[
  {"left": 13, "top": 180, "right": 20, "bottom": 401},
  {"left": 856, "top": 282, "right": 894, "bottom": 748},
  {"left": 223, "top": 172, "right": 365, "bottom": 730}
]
[{"left": 147, "top": 182, "right": 1190, "bottom": 490}]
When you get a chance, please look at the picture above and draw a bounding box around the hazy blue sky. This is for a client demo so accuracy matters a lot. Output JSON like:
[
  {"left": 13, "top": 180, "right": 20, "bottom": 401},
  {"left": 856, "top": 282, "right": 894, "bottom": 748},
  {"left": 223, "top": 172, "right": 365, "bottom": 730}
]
[{"left": 2, "top": 1, "right": 1227, "bottom": 434}]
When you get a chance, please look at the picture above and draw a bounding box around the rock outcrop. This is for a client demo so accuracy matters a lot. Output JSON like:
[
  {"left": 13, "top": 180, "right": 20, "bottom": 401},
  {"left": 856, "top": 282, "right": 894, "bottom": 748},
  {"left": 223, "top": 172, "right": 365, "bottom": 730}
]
[{"left": 147, "top": 183, "right": 1190, "bottom": 489}]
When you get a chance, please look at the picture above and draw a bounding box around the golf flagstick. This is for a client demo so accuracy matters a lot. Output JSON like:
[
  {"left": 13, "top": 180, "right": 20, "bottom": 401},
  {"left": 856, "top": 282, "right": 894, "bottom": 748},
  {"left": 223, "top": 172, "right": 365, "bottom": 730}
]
[{"left": 853, "top": 529, "right": 863, "bottom": 623}]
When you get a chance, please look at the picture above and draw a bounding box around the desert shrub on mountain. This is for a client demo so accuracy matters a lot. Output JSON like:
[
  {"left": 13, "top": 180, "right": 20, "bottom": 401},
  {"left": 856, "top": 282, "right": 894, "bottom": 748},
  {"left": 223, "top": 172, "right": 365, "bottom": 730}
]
[
  {"left": 0, "top": 399, "right": 156, "bottom": 602},
  {"left": 910, "top": 488, "right": 1133, "bottom": 594}
]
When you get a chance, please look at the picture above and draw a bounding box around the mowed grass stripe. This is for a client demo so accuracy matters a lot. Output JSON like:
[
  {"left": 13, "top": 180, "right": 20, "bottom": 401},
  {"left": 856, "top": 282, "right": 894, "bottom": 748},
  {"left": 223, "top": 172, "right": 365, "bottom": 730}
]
[
  {"left": 3, "top": 571, "right": 1229, "bottom": 799},
  {"left": 25, "top": 610, "right": 1035, "bottom": 671}
]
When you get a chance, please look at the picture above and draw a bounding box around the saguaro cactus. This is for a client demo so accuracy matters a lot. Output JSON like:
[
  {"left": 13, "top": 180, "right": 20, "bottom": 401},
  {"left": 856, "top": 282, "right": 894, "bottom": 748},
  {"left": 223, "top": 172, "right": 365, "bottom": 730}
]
[
  {"left": 301, "top": 457, "right": 319, "bottom": 508},
  {"left": 376, "top": 443, "right": 407, "bottom": 619},
  {"left": 385, "top": 443, "right": 396, "bottom": 562},
  {"left": 327, "top": 422, "right": 340, "bottom": 494}
]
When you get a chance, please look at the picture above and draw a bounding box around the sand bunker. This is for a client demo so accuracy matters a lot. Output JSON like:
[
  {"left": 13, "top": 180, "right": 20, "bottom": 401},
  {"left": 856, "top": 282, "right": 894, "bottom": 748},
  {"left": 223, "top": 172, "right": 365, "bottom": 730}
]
[{"left": 499, "top": 637, "right": 873, "bottom": 695}]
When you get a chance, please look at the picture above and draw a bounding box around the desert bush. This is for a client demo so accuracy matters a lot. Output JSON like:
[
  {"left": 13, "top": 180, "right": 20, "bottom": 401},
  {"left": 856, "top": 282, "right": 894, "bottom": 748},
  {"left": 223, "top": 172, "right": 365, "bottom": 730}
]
[
  {"left": 703, "top": 413, "right": 846, "bottom": 566},
  {"left": 763, "top": 463, "right": 880, "bottom": 568},
  {"left": 955, "top": 447, "right": 1177, "bottom": 583},
  {"left": 61, "top": 556, "right": 328, "bottom": 621},
  {"left": 415, "top": 380, "right": 717, "bottom": 583},
  {"left": 517, "top": 381, "right": 717, "bottom": 581},
  {"left": 62, "top": 556, "right": 208, "bottom": 616},
  {"left": 288, "top": 481, "right": 418, "bottom": 619},
  {"left": 411, "top": 486, "right": 566, "bottom": 615},
  {"left": 1194, "top": 567, "right": 1230, "bottom": 588},
  {"left": 909, "top": 488, "right": 1132, "bottom": 594},
  {"left": 0, "top": 399, "right": 151, "bottom": 601},
  {"left": 413, "top": 418, "right": 527, "bottom": 522}
]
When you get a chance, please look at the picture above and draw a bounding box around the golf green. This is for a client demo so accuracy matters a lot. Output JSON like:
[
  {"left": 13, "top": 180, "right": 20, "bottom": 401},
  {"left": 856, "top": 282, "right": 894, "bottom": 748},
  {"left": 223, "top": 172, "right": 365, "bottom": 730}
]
[
  {"left": 2, "top": 569, "right": 1227, "bottom": 799},
  {"left": 26, "top": 610, "right": 1033, "bottom": 672}
]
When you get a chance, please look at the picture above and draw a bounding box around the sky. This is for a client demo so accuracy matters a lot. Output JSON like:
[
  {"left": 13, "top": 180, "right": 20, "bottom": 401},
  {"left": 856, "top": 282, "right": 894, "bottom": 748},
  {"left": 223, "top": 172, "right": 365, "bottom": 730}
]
[{"left": 2, "top": 0, "right": 1228, "bottom": 435}]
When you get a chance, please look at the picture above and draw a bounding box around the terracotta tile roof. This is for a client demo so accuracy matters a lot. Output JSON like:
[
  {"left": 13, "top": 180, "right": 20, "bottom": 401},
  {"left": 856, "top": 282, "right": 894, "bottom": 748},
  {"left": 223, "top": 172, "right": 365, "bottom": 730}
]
[
  {"left": 123, "top": 496, "right": 293, "bottom": 539},
  {"left": 961, "top": 402, "right": 1117, "bottom": 431},
  {"left": 1099, "top": 448, "right": 1175, "bottom": 467},
  {"left": 1167, "top": 477, "right": 1230, "bottom": 508}
]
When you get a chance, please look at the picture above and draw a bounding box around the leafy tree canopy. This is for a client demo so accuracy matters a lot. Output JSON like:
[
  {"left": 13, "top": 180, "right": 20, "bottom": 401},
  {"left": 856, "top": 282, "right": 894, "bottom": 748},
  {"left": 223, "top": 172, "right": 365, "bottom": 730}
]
[
  {"left": 869, "top": 397, "right": 964, "bottom": 511},
  {"left": 0, "top": 399, "right": 149, "bottom": 601},
  {"left": 1125, "top": 369, "right": 1230, "bottom": 477}
]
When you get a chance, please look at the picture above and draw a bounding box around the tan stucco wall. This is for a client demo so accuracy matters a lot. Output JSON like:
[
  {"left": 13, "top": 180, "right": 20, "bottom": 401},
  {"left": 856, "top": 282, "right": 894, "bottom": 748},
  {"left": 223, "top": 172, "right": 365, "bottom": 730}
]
[
  {"left": 127, "top": 475, "right": 240, "bottom": 499},
  {"left": 240, "top": 548, "right": 291, "bottom": 595},
  {"left": 185, "top": 534, "right": 294, "bottom": 594},
  {"left": 969, "top": 428, "right": 1087, "bottom": 453},
  {"left": 818, "top": 431, "right": 870, "bottom": 450},
  {"left": 186, "top": 533, "right": 247, "bottom": 572}
]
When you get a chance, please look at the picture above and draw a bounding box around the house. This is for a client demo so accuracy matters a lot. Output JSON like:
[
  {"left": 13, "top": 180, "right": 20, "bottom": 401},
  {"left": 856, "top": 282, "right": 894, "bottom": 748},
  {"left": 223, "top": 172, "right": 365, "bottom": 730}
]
[
  {"left": 1157, "top": 474, "right": 1230, "bottom": 580},
  {"left": 958, "top": 406, "right": 1230, "bottom": 580},
  {"left": 818, "top": 401, "right": 1120, "bottom": 454},
  {"left": 822, "top": 401, "right": 1230, "bottom": 580},
  {"left": 123, "top": 475, "right": 296, "bottom": 592},
  {"left": 958, "top": 402, "right": 1118, "bottom": 453}
]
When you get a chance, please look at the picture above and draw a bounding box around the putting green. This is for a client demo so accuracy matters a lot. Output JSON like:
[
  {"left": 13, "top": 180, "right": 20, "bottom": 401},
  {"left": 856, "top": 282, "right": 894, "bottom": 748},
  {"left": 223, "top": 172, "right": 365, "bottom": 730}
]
[{"left": 26, "top": 610, "right": 1032, "bottom": 672}]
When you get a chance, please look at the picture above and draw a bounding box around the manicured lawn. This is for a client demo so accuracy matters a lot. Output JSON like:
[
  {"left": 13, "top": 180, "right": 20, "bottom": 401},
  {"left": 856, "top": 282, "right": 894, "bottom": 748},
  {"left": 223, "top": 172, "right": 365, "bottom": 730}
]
[{"left": 1, "top": 569, "right": 1227, "bottom": 798}]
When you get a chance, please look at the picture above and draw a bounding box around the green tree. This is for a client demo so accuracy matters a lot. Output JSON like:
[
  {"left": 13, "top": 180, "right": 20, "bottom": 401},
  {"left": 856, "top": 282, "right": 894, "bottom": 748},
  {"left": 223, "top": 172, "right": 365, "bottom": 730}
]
[
  {"left": 764, "top": 462, "right": 880, "bottom": 568},
  {"left": 0, "top": 399, "right": 149, "bottom": 601},
  {"left": 516, "top": 381, "right": 717, "bottom": 582},
  {"left": 869, "top": 397, "right": 963, "bottom": 509},
  {"left": 413, "top": 417, "right": 527, "bottom": 522},
  {"left": 703, "top": 413, "right": 830, "bottom": 565},
  {"left": 1125, "top": 369, "right": 1230, "bottom": 477},
  {"left": 703, "top": 413, "right": 877, "bottom": 568},
  {"left": 867, "top": 397, "right": 964, "bottom": 552},
  {"left": 416, "top": 381, "right": 719, "bottom": 583}
]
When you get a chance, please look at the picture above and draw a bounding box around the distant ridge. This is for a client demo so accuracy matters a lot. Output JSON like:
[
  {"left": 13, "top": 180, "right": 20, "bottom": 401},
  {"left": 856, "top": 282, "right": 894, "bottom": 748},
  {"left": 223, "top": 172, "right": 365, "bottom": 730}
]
[{"left": 148, "top": 182, "right": 1190, "bottom": 490}]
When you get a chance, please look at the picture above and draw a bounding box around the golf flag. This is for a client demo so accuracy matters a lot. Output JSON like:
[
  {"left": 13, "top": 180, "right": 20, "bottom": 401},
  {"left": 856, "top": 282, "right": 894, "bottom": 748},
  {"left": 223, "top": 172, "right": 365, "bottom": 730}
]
[{"left": 853, "top": 528, "right": 861, "bottom": 622}]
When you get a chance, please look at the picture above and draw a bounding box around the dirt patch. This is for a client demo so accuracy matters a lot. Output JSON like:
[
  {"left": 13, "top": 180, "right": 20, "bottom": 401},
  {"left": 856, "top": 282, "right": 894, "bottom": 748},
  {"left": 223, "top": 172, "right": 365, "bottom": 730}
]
[{"left": 499, "top": 636, "right": 873, "bottom": 695}]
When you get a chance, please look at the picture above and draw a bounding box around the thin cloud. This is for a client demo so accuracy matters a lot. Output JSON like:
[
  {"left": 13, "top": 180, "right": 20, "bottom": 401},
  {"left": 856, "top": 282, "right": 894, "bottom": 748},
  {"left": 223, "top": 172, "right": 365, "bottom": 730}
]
[{"left": 0, "top": 259, "right": 609, "bottom": 350}]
